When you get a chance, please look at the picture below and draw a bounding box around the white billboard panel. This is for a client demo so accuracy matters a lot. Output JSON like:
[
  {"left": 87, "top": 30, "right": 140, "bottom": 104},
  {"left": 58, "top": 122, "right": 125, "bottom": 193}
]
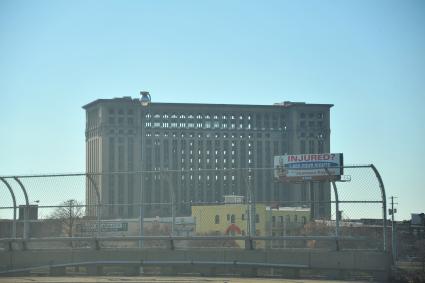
[{"left": 274, "top": 153, "right": 343, "bottom": 182}]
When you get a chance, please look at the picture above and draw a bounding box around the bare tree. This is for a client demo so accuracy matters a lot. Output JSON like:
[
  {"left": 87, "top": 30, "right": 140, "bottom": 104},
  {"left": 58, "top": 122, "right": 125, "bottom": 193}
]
[{"left": 50, "top": 199, "right": 84, "bottom": 237}]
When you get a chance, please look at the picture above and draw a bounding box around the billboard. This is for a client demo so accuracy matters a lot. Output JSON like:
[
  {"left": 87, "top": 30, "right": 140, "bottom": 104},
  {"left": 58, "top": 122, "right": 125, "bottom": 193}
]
[{"left": 274, "top": 153, "right": 343, "bottom": 182}]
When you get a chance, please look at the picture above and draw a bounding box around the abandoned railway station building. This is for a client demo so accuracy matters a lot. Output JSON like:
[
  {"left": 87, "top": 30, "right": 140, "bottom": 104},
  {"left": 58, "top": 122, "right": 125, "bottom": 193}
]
[{"left": 83, "top": 95, "right": 333, "bottom": 220}]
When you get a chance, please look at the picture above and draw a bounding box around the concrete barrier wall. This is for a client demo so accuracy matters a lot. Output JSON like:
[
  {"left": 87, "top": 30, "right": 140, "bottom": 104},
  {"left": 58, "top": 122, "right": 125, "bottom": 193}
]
[{"left": 0, "top": 248, "right": 390, "bottom": 274}]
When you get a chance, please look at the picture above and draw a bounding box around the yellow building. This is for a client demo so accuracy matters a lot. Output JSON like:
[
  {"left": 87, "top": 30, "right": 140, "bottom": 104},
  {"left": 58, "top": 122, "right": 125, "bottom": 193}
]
[{"left": 191, "top": 195, "right": 311, "bottom": 248}]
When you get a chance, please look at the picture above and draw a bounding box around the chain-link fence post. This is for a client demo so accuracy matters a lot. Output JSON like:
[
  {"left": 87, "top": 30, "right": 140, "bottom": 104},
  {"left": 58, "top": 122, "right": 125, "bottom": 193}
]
[
  {"left": 86, "top": 174, "right": 101, "bottom": 238},
  {"left": 139, "top": 171, "right": 144, "bottom": 248},
  {"left": 170, "top": 171, "right": 176, "bottom": 236},
  {"left": 249, "top": 169, "right": 256, "bottom": 249},
  {"left": 250, "top": 169, "right": 255, "bottom": 238},
  {"left": 325, "top": 168, "right": 340, "bottom": 251},
  {"left": 0, "top": 177, "right": 17, "bottom": 238},
  {"left": 13, "top": 177, "right": 30, "bottom": 241},
  {"left": 266, "top": 204, "right": 273, "bottom": 249},
  {"left": 370, "top": 164, "right": 387, "bottom": 252},
  {"left": 330, "top": 180, "right": 340, "bottom": 251},
  {"left": 243, "top": 169, "right": 253, "bottom": 250}
]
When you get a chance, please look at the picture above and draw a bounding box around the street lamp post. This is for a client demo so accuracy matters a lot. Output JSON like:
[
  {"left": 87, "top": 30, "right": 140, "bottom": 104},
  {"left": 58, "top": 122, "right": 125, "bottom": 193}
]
[{"left": 139, "top": 91, "right": 151, "bottom": 248}]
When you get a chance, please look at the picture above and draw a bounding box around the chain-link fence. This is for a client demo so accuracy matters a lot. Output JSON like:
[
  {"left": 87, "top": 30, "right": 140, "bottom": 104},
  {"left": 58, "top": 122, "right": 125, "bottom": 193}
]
[{"left": 0, "top": 165, "right": 387, "bottom": 251}]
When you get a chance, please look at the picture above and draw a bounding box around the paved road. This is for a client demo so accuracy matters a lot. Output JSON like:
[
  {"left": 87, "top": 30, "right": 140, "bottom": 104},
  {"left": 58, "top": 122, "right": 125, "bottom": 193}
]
[{"left": 0, "top": 276, "right": 368, "bottom": 283}]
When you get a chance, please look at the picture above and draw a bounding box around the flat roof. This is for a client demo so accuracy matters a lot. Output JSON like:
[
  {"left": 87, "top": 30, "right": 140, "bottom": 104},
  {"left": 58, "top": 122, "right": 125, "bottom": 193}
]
[{"left": 83, "top": 97, "right": 333, "bottom": 110}]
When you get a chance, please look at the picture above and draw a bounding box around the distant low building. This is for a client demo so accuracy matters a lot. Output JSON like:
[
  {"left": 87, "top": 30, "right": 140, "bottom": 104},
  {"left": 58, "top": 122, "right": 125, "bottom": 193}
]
[
  {"left": 191, "top": 195, "right": 310, "bottom": 248},
  {"left": 410, "top": 213, "right": 425, "bottom": 238}
]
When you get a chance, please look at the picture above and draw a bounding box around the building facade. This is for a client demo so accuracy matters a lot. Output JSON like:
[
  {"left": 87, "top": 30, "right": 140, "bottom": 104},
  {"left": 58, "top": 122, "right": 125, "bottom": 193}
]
[
  {"left": 83, "top": 97, "right": 333, "bottom": 219},
  {"left": 191, "top": 195, "right": 311, "bottom": 248}
]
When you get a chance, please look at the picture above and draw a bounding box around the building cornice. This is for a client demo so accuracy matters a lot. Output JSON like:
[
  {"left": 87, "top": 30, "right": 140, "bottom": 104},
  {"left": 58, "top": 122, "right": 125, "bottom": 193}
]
[{"left": 83, "top": 97, "right": 333, "bottom": 110}]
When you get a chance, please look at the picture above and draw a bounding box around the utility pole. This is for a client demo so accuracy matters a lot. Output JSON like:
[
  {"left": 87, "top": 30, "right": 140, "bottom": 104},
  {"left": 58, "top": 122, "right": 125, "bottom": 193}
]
[{"left": 389, "top": 196, "right": 398, "bottom": 262}]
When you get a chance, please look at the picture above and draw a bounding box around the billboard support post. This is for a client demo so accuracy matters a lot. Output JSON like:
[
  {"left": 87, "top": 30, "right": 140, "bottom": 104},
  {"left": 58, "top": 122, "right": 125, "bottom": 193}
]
[
  {"left": 326, "top": 168, "right": 340, "bottom": 251},
  {"left": 309, "top": 181, "right": 314, "bottom": 220}
]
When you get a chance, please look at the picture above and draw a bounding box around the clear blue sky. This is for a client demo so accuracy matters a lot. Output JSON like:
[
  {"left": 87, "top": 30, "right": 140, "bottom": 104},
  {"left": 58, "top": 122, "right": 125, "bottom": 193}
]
[{"left": 0, "top": 0, "right": 424, "bottom": 220}]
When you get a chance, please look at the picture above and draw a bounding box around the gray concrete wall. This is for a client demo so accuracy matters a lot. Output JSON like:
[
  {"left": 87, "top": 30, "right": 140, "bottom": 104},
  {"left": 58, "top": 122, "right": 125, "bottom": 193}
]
[{"left": 0, "top": 248, "right": 390, "bottom": 274}]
